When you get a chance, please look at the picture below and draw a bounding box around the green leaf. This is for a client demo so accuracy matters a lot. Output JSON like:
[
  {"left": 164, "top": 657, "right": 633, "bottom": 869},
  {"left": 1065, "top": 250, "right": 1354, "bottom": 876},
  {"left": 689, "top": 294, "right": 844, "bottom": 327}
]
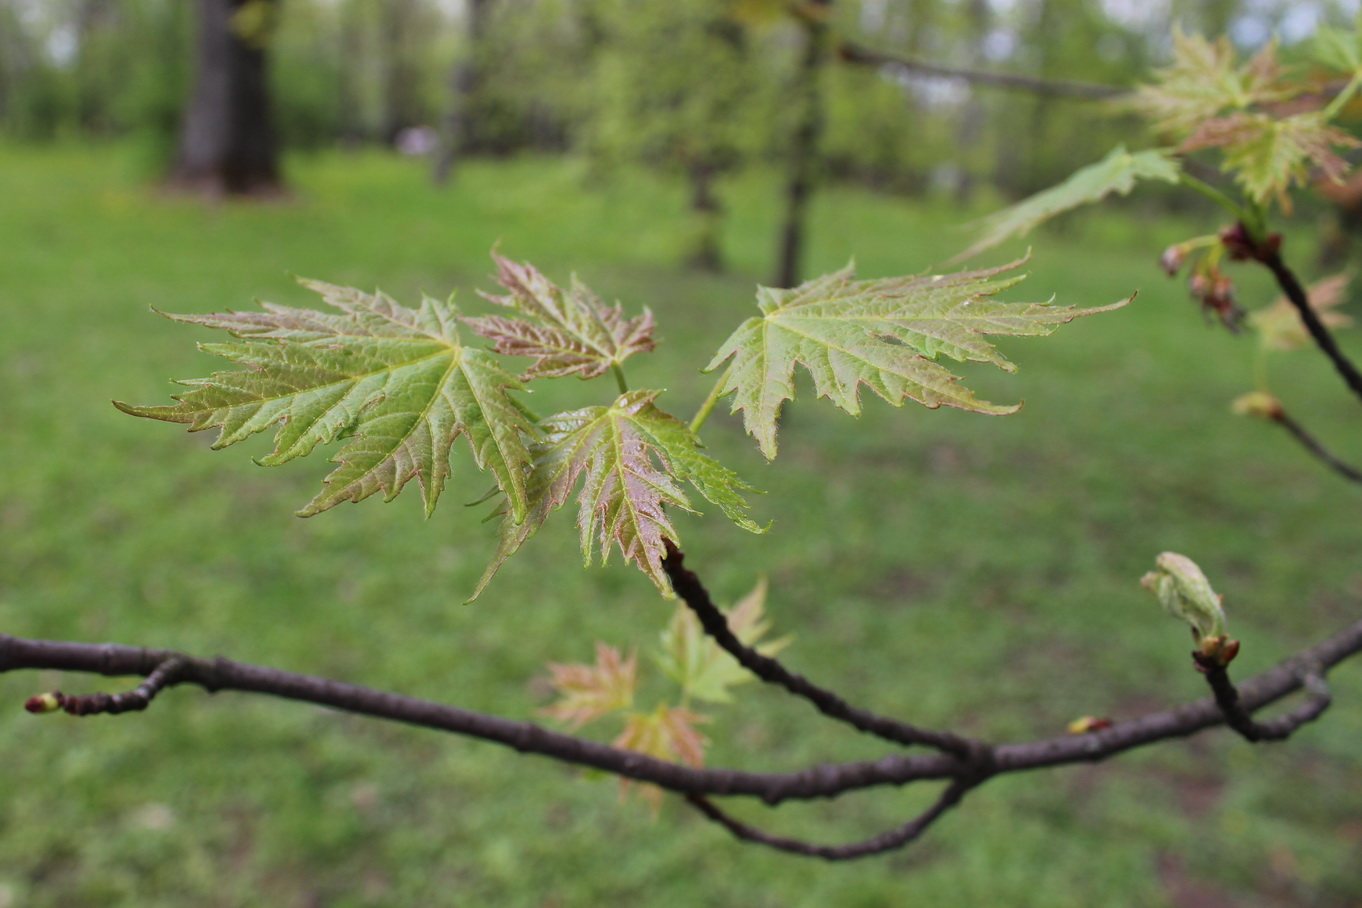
[
  {"left": 115, "top": 281, "right": 534, "bottom": 521},
  {"left": 463, "top": 254, "right": 656, "bottom": 381},
  {"left": 958, "top": 146, "right": 1182, "bottom": 260},
  {"left": 1133, "top": 28, "right": 1288, "bottom": 137},
  {"left": 1140, "top": 552, "right": 1227, "bottom": 641},
  {"left": 1312, "top": 22, "right": 1362, "bottom": 75},
  {"left": 472, "top": 391, "right": 762, "bottom": 600},
  {"left": 655, "top": 578, "right": 790, "bottom": 704},
  {"left": 1184, "top": 112, "right": 1359, "bottom": 205},
  {"left": 704, "top": 260, "right": 1132, "bottom": 460}
]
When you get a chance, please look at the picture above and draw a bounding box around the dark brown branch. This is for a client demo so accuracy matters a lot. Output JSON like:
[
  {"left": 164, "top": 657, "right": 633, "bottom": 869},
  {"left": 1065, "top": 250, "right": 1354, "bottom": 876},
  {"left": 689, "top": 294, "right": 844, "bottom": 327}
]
[
  {"left": 0, "top": 633, "right": 962, "bottom": 805},
  {"left": 838, "top": 43, "right": 1127, "bottom": 101},
  {"left": 685, "top": 778, "right": 974, "bottom": 861},
  {"left": 1253, "top": 242, "right": 1362, "bottom": 405},
  {"left": 3, "top": 613, "right": 1360, "bottom": 847},
  {"left": 1272, "top": 409, "right": 1362, "bottom": 484},
  {"left": 662, "top": 544, "right": 981, "bottom": 759},
  {"left": 60, "top": 656, "right": 188, "bottom": 715},
  {"left": 1197, "top": 659, "right": 1332, "bottom": 742}
]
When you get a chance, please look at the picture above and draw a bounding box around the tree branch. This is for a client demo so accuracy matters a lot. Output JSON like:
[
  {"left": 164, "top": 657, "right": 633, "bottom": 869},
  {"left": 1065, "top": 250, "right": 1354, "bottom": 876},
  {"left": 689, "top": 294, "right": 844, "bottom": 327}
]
[
  {"left": 4, "top": 614, "right": 1360, "bottom": 857},
  {"left": 1196, "top": 657, "right": 1332, "bottom": 742},
  {"left": 1253, "top": 242, "right": 1362, "bottom": 405},
  {"left": 685, "top": 777, "right": 974, "bottom": 861},
  {"left": 662, "top": 543, "right": 982, "bottom": 759},
  {"left": 838, "top": 42, "right": 1128, "bottom": 101},
  {"left": 1270, "top": 408, "right": 1362, "bottom": 485}
]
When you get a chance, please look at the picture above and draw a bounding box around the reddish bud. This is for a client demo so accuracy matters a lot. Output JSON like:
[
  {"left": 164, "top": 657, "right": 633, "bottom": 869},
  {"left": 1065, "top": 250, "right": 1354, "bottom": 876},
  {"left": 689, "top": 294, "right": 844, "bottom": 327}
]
[
  {"left": 24, "top": 691, "right": 65, "bottom": 714},
  {"left": 1067, "top": 715, "right": 1114, "bottom": 734},
  {"left": 1160, "top": 245, "right": 1187, "bottom": 276},
  {"left": 1219, "top": 223, "right": 1255, "bottom": 261}
]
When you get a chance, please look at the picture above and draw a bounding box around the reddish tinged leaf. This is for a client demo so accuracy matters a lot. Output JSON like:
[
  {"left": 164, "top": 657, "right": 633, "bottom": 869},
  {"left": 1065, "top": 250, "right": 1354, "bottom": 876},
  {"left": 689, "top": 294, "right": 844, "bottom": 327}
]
[
  {"left": 613, "top": 704, "right": 712, "bottom": 809},
  {"left": 1182, "top": 112, "right": 1359, "bottom": 205},
  {"left": 465, "top": 255, "right": 656, "bottom": 381},
  {"left": 471, "top": 391, "right": 761, "bottom": 600},
  {"left": 541, "top": 643, "right": 637, "bottom": 730},
  {"left": 1251, "top": 272, "right": 1354, "bottom": 351},
  {"left": 115, "top": 281, "right": 534, "bottom": 521}
]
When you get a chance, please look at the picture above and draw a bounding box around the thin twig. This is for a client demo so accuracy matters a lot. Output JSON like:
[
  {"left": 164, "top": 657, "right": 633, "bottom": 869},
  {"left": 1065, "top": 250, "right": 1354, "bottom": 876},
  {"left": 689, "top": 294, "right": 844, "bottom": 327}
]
[
  {"left": 59, "top": 656, "right": 188, "bottom": 716},
  {"left": 838, "top": 42, "right": 1128, "bottom": 100},
  {"left": 1256, "top": 245, "right": 1362, "bottom": 405},
  {"left": 685, "top": 778, "right": 974, "bottom": 861},
  {"left": 662, "top": 544, "right": 981, "bottom": 759},
  {"left": 1197, "top": 658, "right": 1332, "bottom": 743},
  {"left": 1272, "top": 410, "right": 1362, "bottom": 484}
]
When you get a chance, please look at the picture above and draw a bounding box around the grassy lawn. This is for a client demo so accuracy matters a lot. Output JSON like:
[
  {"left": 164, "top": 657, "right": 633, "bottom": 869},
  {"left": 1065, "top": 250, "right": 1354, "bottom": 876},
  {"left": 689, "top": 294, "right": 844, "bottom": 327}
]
[{"left": 1, "top": 144, "right": 1359, "bottom": 907}]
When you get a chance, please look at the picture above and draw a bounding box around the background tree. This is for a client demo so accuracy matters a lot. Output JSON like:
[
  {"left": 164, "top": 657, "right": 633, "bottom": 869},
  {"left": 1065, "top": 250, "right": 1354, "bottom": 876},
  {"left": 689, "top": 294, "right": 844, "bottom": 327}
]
[{"left": 169, "top": 0, "right": 282, "bottom": 195}]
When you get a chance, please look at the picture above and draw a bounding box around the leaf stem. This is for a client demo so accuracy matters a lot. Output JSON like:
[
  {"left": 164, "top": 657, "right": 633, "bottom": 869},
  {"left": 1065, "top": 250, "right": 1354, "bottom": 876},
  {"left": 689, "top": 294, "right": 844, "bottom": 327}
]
[
  {"left": 689, "top": 371, "right": 731, "bottom": 435},
  {"left": 1325, "top": 72, "right": 1362, "bottom": 120},
  {"left": 611, "top": 363, "right": 630, "bottom": 395},
  {"left": 1178, "top": 173, "right": 1245, "bottom": 222}
]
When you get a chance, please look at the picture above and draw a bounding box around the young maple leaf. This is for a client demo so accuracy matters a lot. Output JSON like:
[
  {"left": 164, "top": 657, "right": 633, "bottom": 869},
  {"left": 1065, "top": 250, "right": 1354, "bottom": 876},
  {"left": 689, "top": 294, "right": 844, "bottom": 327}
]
[
  {"left": 705, "top": 259, "right": 1131, "bottom": 460},
  {"left": 540, "top": 642, "right": 638, "bottom": 730},
  {"left": 1250, "top": 272, "right": 1354, "bottom": 351},
  {"left": 958, "top": 146, "right": 1182, "bottom": 261},
  {"left": 471, "top": 390, "right": 763, "bottom": 600},
  {"left": 612, "top": 704, "right": 711, "bottom": 809},
  {"left": 115, "top": 281, "right": 535, "bottom": 521},
  {"left": 1184, "top": 112, "right": 1359, "bottom": 208},
  {"left": 1133, "top": 29, "right": 1290, "bottom": 138},
  {"left": 463, "top": 254, "right": 656, "bottom": 381},
  {"left": 655, "top": 578, "right": 790, "bottom": 704}
]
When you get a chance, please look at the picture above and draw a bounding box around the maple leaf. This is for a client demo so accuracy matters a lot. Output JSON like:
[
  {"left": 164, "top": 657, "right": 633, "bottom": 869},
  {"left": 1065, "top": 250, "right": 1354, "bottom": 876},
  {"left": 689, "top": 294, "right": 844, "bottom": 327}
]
[
  {"left": 613, "top": 704, "right": 711, "bottom": 809},
  {"left": 463, "top": 254, "right": 656, "bottom": 381},
  {"left": 471, "top": 391, "right": 763, "bottom": 600},
  {"left": 655, "top": 577, "right": 790, "bottom": 704},
  {"left": 1134, "top": 29, "right": 1289, "bottom": 138},
  {"left": 1250, "top": 272, "right": 1354, "bottom": 351},
  {"left": 540, "top": 642, "right": 638, "bottom": 730},
  {"left": 958, "top": 146, "right": 1182, "bottom": 261},
  {"left": 1183, "top": 112, "right": 1359, "bottom": 206},
  {"left": 115, "top": 281, "right": 534, "bottom": 521},
  {"left": 704, "top": 259, "right": 1131, "bottom": 460}
]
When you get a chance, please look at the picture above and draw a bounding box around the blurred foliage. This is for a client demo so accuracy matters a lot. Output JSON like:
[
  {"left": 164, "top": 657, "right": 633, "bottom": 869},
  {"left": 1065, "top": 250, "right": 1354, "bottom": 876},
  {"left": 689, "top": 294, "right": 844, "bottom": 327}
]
[{"left": 3, "top": 0, "right": 1357, "bottom": 200}]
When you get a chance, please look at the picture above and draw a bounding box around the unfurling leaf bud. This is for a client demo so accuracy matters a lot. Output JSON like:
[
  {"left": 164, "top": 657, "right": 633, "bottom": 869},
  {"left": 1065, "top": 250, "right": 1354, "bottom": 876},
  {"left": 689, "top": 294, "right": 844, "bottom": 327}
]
[
  {"left": 1230, "top": 391, "right": 1284, "bottom": 421},
  {"left": 1141, "top": 552, "right": 1227, "bottom": 642},
  {"left": 24, "top": 691, "right": 65, "bottom": 714},
  {"left": 1067, "top": 715, "right": 1114, "bottom": 734}
]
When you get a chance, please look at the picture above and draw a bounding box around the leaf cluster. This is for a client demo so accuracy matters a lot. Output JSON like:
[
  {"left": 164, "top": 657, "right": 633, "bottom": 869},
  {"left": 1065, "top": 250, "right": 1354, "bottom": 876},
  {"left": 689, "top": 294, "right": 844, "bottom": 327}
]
[
  {"left": 540, "top": 580, "right": 786, "bottom": 808},
  {"left": 120, "top": 252, "right": 1125, "bottom": 598},
  {"left": 966, "top": 23, "right": 1362, "bottom": 259}
]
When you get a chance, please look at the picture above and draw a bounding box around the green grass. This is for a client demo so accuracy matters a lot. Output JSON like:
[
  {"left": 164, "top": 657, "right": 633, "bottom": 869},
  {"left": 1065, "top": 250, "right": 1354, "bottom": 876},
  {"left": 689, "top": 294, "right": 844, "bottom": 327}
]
[{"left": 1, "top": 144, "right": 1360, "bottom": 907}]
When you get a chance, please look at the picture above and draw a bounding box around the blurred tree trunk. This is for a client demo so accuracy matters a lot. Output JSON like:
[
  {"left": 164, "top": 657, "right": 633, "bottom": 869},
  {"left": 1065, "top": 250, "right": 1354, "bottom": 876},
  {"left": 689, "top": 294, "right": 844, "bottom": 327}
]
[
  {"left": 687, "top": 160, "right": 723, "bottom": 272},
  {"left": 380, "top": 0, "right": 423, "bottom": 144},
  {"left": 73, "top": 0, "right": 117, "bottom": 133},
  {"left": 951, "top": 0, "right": 991, "bottom": 204},
  {"left": 433, "top": 0, "right": 491, "bottom": 185},
  {"left": 772, "top": 2, "right": 830, "bottom": 289},
  {"left": 170, "top": 0, "right": 282, "bottom": 196}
]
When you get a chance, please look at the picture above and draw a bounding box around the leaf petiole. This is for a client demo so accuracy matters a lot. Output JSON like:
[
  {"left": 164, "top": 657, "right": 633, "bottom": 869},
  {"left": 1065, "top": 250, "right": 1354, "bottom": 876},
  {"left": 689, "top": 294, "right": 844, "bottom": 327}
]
[
  {"left": 689, "top": 370, "right": 731, "bottom": 435},
  {"left": 1178, "top": 172, "right": 1245, "bottom": 222},
  {"left": 612, "top": 362, "right": 630, "bottom": 395}
]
